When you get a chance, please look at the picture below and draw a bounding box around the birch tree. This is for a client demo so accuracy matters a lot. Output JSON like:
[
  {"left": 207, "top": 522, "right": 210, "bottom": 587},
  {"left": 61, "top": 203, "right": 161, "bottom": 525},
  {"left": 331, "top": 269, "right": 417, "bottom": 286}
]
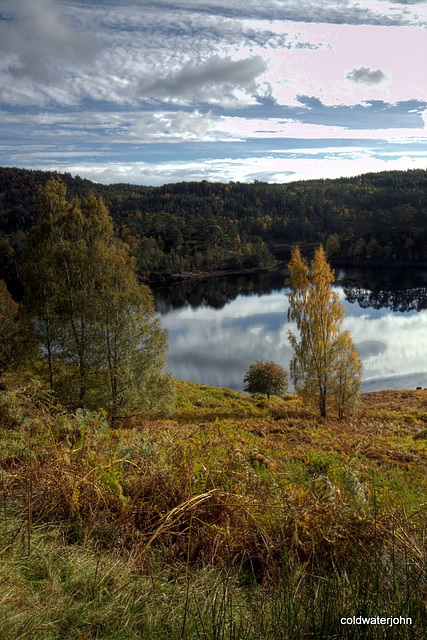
[
  {"left": 287, "top": 245, "right": 361, "bottom": 418},
  {"left": 22, "top": 179, "right": 173, "bottom": 418},
  {"left": 331, "top": 331, "right": 362, "bottom": 419},
  {"left": 94, "top": 242, "right": 173, "bottom": 422}
]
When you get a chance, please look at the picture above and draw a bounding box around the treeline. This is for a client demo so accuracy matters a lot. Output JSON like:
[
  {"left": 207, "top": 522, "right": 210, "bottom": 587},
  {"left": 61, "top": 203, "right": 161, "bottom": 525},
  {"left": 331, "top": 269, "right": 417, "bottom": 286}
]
[{"left": 0, "top": 166, "right": 426, "bottom": 290}]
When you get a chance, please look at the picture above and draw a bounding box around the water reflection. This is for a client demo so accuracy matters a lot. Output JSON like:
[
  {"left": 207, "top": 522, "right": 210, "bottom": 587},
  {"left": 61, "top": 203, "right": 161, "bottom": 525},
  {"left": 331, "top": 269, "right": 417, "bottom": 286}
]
[
  {"left": 153, "top": 267, "right": 427, "bottom": 392},
  {"left": 154, "top": 270, "right": 289, "bottom": 314},
  {"left": 339, "top": 267, "right": 427, "bottom": 312}
]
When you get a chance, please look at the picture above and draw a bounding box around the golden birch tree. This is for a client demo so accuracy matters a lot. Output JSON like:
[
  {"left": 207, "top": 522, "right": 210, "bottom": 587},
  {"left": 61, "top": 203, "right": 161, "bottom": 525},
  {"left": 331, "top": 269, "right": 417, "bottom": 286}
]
[
  {"left": 331, "top": 331, "right": 362, "bottom": 419},
  {"left": 287, "top": 245, "right": 361, "bottom": 418}
]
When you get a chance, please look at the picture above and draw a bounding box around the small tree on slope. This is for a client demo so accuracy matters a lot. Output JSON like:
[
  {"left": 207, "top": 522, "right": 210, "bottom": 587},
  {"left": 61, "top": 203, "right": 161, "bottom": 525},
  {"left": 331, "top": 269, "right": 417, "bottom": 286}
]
[{"left": 244, "top": 360, "right": 288, "bottom": 400}]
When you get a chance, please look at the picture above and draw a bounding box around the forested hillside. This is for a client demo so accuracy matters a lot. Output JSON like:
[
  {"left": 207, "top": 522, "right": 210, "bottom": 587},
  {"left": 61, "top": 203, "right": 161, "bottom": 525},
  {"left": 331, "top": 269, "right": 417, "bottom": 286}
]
[{"left": 1, "top": 167, "right": 426, "bottom": 291}]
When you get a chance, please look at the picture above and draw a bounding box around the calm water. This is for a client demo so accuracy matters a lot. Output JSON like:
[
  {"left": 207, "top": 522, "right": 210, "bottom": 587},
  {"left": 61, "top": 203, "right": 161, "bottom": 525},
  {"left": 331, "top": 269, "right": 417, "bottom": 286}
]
[{"left": 153, "top": 266, "right": 427, "bottom": 392}]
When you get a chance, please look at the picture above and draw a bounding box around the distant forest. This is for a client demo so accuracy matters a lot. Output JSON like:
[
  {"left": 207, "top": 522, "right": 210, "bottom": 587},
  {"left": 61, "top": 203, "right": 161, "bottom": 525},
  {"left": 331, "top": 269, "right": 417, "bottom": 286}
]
[{"left": 1, "top": 166, "right": 426, "bottom": 292}]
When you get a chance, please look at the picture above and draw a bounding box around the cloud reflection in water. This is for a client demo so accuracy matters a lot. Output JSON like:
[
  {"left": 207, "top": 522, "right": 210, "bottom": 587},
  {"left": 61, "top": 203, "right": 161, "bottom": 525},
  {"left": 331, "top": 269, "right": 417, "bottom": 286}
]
[{"left": 157, "top": 275, "right": 427, "bottom": 392}]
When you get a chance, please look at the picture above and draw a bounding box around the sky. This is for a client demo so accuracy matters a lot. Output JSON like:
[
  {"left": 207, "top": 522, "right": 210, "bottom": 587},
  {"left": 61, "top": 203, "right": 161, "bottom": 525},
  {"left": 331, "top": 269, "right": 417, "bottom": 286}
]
[{"left": 0, "top": 0, "right": 426, "bottom": 185}]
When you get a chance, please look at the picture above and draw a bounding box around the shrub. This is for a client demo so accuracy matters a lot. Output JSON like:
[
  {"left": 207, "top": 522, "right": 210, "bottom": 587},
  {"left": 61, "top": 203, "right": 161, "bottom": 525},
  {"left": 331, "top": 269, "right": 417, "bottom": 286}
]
[{"left": 243, "top": 361, "right": 288, "bottom": 400}]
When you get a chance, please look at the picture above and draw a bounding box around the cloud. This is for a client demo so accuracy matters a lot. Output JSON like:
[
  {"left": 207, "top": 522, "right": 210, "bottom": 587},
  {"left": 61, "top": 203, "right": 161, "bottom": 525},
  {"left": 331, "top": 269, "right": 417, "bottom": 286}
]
[
  {"left": 265, "top": 22, "right": 426, "bottom": 107},
  {"left": 216, "top": 117, "right": 427, "bottom": 140},
  {"left": 0, "top": 2, "right": 424, "bottom": 108},
  {"left": 296, "top": 95, "right": 324, "bottom": 108},
  {"left": 346, "top": 66, "right": 388, "bottom": 85},
  {"left": 150, "top": 0, "right": 427, "bottom": 27},
  {"left": 30, "top": 149, "right": 427, "bottom": 187},
  {"left": 0, "top": 0, "right": 426, "bottom": 182},
  {"left": 384, "top": 0, "right": 424, "bottom": 4},
  {"left": 137, "top": 55, "right": 267, "bottom": 105},
  {"left": 2, "top": 97, "right": 426, "bottom": 146},
  {"left": 130, "top": 110, "right": 232, "bottom": 142},
  {"left": 0, "top": 0, "right": 99, "bottom": 84}
]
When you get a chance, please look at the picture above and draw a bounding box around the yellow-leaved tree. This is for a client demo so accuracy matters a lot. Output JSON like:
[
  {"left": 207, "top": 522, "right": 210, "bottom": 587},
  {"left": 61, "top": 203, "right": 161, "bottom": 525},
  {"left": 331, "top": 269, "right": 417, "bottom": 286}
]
[
  {"left": 287, "top": 245, "right": 362, "bottom": 418},
  {"left": 331, "top": 330, "right": 363, "bottom": 419}
]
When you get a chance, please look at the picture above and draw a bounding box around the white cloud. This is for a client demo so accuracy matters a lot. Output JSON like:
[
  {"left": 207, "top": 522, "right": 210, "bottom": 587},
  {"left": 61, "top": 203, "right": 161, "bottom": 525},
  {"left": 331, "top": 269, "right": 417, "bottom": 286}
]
[
  {"left": 1, "top": 0, "right": 426, "bottom": 182},
  {"left": 218, "top": 117, "right": 427, "bottom": 140},
  {"left": 3, "top": 108, "right": 426, "bottom": 150},
  {"left": 0, "top": 1, "right": 425, "bottom": 108},
  {"left": 35, "top": 149, "right": 426, "bottom": 186},
  {"left": 265, "top": 22, "right": 426, "bottom": 107},
  {"left": 130, "top": 110, "right": 232, "bottom": 142},
  {"left": 146, "top": 0, "right": 427, "bottom": 27}
]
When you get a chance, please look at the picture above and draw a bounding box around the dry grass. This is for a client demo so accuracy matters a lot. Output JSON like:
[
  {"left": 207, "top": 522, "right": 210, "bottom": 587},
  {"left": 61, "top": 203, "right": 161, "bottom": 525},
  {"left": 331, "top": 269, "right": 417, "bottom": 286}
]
[{"left": 1, "top": 381, "right": 427, "bottom": 637}]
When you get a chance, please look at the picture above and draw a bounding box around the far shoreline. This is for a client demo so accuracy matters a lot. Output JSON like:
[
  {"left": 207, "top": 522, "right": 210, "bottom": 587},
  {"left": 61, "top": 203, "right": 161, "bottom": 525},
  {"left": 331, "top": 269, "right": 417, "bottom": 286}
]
[{"left": 143, "top": 256, "right": 427, "bottom": 288}]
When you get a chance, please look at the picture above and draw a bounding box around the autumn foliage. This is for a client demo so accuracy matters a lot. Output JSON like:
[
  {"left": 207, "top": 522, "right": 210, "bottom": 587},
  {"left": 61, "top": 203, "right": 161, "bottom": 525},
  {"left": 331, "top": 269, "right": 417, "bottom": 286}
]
[{"left": 287, "top": 246, "right": 362, "bottom": 418}]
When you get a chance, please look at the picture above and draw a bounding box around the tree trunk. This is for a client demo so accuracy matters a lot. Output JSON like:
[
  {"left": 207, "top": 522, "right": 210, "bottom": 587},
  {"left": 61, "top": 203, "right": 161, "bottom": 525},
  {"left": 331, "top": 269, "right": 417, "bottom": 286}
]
[
  {"left": 319, "top": 389, "right": 327, "bottom": 418},
  {"left": 45, "top": 318, "right": 54, "bottom": 391},
  {"left": 78, "top": 347, "right": 86, "bottom": 408},
  {"left": 111, "top": 375, "right": 118, "bottom": 426}
]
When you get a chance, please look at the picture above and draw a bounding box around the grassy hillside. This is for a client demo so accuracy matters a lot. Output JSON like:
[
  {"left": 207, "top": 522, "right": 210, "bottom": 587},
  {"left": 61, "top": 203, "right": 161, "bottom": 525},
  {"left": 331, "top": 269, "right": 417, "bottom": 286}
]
[{"left": 1, "top": 381, "right": 427, "bottom": 639}]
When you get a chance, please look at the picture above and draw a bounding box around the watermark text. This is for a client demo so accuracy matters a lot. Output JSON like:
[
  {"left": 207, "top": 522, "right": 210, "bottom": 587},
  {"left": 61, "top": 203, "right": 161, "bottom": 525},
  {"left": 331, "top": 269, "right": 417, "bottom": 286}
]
[{"left": 341, "top": 616, "right": 412, "bottom": 628}]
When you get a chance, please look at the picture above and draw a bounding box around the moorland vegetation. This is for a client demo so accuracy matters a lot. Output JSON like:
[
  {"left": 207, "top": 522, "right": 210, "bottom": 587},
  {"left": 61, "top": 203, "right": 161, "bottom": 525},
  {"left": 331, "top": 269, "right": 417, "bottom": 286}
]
[
  {"left": 0, "top": 173, "right": 426, "bottom": 638},
  {"left": 1, "top": 382, "right": 426, "bottom": 639}
]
